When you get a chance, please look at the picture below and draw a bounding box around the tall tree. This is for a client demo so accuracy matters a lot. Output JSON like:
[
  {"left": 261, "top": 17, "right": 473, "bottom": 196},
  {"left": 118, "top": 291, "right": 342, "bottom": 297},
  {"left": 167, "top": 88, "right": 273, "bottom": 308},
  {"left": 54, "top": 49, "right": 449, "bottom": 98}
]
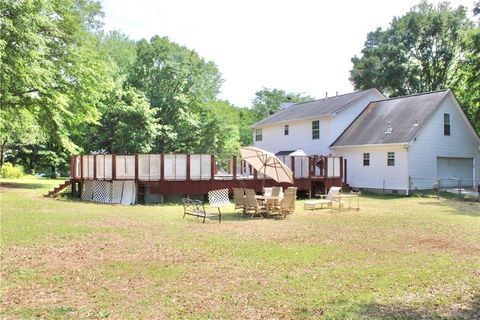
[
  {"left": 0, "top": 0, "right": 115, "bottom": 152},
  {"left": 450, "top": 3, "right": 480, "bottom": 132},
  {"left": 350, "top": 1, "right": 472, "bottom": 97},
  {"left": 128, "top": 36, "right": 223, "bottom": 153},
  {"left": 84, "top": 87, "right": 158, "bottom": 154},
  {"left": 251, "top": 88, "right": 314, "bottom": 121}
]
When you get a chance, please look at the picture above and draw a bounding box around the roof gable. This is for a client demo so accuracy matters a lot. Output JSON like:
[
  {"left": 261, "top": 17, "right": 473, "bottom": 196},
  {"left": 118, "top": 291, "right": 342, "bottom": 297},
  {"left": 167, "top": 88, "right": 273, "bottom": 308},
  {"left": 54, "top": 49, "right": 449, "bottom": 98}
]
[
  {"left": 252, "top": 88, "right": 381, "bottom": 128},
  {"left": 331, "top": 90, "right": 451, "bottom": 147}
]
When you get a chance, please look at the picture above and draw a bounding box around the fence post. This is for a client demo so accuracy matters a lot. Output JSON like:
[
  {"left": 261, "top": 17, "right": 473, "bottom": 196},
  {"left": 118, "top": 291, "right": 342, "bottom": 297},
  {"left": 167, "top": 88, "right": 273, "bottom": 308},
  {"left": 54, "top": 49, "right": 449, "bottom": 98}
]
[
  {"left": 458, "top": 178, "right": 462, "bottom": 199},
  {"left": 437, "top": 178, "right": 441, "bottom": 199}
]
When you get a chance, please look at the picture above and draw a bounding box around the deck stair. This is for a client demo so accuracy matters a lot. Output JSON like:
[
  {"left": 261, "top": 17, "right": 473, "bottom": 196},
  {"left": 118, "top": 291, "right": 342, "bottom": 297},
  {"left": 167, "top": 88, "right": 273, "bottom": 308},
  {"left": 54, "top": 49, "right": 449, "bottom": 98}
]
[{"left": 44, "top": 180, "right": 72, "bottom": 198}]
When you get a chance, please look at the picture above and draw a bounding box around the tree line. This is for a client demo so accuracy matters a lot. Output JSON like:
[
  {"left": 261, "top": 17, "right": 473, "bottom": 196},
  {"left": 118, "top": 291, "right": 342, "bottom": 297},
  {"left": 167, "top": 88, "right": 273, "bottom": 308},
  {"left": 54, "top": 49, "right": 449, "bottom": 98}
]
[{"left": 1, "top": 0, "right": 478, "bottom": 177}]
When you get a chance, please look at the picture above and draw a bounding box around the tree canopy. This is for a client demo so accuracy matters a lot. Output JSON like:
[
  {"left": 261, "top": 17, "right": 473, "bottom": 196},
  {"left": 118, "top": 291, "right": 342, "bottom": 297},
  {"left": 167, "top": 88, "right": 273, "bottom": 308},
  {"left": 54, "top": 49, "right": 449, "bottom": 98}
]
[
  {"left": 251, "top": 88, "right": 314, "bottom": 121},
  {"left": 350, "top": 0, "right": 479, "bottom": 132}
]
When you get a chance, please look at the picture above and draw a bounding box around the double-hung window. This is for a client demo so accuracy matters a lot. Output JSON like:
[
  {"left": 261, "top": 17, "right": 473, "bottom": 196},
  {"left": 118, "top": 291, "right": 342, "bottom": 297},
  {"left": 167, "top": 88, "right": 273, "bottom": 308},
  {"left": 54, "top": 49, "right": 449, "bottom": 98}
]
[
  {"left": 444, "top": 113, "right": 450, "bottom": 136},
  {"left": 387, "top": 152, "right": 395, "bottom": 166},
  {"left": 363, "top": 153, "right": 370, "bottom": 166},
  {"left": 312, "top": 120, "right": 320, "bottom": 139},
  {"left": 284, "top": 125, "right": 289, "bottom": 135},
  {"left": 255, "top": 128, "right": 262, "bottom": 141}
]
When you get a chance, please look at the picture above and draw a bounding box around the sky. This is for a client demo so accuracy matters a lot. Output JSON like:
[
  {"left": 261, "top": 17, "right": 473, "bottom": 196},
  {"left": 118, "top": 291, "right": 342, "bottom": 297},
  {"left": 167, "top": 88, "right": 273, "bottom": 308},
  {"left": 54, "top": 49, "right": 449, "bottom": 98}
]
[{"left": 101, "top": 0, "right": 473, "bottom": 107}]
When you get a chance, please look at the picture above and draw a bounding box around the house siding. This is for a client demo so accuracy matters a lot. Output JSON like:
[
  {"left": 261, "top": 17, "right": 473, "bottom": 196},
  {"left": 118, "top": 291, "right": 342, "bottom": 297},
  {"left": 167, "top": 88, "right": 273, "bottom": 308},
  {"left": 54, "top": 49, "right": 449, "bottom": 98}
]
[
  {"left": 253, "top": 90, "right": 384, "bottom": 155},
  {"left": 253, "top": 116, "right": 332, "bottom": 155},
  {"left": 333, "top": 145, "right": 409, "bottom": 192},
  {"left": 408, "top": 94, "right": 480, "bottom": 189}
]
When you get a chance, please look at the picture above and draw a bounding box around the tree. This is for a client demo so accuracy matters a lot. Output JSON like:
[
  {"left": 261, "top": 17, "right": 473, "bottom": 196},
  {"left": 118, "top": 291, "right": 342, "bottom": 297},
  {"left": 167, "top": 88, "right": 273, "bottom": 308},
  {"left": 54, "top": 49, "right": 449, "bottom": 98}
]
[
  {"left": 0, "top": 109, "right": 41, "bottom": 168},
  {"left": 0, "top": 0, "right": 115, "bottom": 152},
  {"left": 83, "top": 87, "right": 158, "bottom": 154},
  {"left": 350, "top": 1, "right": 472, "bottom": 97},
  {"left": 450, "top": 3, "right": 480, "bottom": 132},
  {"left": 251, "top": 88, "right": 314, "bottom": 121},
  {"left": 101, "top": 30, "right": 136, "bottom": 80},
  {"left": 127, "top": 36, "right": 223, "bottom": 153}
]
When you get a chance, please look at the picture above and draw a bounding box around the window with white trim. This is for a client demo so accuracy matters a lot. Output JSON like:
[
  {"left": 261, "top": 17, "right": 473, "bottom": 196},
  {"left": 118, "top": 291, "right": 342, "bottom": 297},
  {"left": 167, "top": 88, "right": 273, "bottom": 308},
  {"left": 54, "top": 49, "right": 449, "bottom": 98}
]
[
  {"left": 444, "top": 113, "right": 450, "bottom": 136},
  {"left": 387, "top": 152, "right": 395, "bottom": 166},
  {"left": 312, "top": 120, "right": 319, "bottom": 139},
  {"left": 284, "top": 124, "right": 289, "bottom": 135},
  {"left": 363, "top": 153, "right": 370, "bottom": 166},
  {"left": 255, "top": 129, "right": 262, "bottom": 141}
]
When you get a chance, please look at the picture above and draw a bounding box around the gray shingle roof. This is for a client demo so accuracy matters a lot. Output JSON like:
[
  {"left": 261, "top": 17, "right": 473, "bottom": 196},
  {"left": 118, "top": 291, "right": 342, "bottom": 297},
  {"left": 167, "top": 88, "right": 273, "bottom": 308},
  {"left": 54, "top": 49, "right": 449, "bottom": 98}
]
[
  {"left": 251, "top": 89, "right": 379, "bottom": 128},
  {"left": 330, "top": 90, "right": 450, "bottom": 147}
]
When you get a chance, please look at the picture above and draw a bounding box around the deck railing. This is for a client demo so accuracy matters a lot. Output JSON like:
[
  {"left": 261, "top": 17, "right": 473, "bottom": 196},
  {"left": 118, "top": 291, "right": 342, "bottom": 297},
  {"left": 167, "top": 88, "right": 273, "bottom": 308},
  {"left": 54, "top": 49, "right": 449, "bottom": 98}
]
[{"left": 71, "top": 154, "right": 343, "bottom": 181}]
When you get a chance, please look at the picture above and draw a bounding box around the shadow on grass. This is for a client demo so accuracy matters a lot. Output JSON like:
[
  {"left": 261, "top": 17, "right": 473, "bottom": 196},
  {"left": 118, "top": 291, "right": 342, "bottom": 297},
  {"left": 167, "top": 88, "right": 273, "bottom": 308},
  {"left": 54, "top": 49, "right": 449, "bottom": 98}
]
[
  {"left": 0, "top": 182, "right": 48, "bottom": 190},
  {"left": 417, "top": 199, "right": 480, "bottom": 218},
  {"left": 202, "top": 211, "right": 288, "bottom": 222},
  {"left": 356, "top": 293, "right": 479, "bottom": 320}
]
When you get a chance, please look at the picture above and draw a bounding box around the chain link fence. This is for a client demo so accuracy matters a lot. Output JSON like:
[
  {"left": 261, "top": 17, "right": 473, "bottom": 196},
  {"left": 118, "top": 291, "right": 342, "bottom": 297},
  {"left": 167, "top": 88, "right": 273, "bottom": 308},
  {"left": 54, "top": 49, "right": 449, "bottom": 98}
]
[{"left": 409, "top": 177, "right": 480, "bottom": 201}]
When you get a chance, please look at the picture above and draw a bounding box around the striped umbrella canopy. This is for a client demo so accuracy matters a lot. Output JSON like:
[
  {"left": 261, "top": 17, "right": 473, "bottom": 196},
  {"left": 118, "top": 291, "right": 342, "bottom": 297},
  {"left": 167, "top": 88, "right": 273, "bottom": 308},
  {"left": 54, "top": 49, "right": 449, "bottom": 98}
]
[{"left": 240, "top": 146, "right": 294, "bottom": 184}]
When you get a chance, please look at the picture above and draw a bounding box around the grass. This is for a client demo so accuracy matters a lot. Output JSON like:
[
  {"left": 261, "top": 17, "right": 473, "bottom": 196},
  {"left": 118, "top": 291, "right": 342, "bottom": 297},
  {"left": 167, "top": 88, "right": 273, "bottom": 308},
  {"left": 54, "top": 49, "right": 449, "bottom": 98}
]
[{"left": 1, "top": 178, "right": 479, "bottom": 319}]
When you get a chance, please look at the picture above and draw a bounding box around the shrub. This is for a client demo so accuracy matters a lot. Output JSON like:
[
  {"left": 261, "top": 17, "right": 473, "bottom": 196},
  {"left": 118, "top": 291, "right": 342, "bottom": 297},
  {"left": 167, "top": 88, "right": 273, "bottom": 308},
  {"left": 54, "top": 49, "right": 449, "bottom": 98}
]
[{"left": 1, "top": 163, "right": 25, "bottom": 178}]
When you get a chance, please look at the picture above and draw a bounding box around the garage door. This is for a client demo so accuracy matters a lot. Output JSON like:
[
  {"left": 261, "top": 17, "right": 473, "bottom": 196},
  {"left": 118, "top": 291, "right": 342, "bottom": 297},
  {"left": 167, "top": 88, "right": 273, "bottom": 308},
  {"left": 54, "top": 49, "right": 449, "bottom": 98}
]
[{"left": 437, "top": 157, "right": 473, "bottom": 186}]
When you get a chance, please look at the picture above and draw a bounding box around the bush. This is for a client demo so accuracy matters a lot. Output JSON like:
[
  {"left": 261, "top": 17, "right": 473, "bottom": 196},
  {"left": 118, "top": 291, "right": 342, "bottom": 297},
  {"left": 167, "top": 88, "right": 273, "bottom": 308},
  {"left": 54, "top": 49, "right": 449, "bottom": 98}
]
[{"left": 1, "top": 163, "right": 25, "bottom": 178}]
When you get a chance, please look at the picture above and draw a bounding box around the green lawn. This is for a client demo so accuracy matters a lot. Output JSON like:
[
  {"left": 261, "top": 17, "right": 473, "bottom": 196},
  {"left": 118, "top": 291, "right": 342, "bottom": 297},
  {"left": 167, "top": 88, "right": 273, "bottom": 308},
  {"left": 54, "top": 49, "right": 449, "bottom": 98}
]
[{"left": 1, "top": 178, "right": 479, "bottom": 319}]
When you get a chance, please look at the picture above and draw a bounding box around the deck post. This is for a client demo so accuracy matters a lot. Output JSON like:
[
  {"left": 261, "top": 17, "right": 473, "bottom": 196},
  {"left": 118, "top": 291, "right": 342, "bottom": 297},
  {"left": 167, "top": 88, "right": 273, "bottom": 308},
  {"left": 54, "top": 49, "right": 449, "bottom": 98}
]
[
  {"left": 344, "top": 158, "right": 347, "bottom": 184},
  {"left": 93, "top": 155, "right": 97, "bottom": 180},
  {"left": 160, "top": 154, "right": 164, "bottom": 181},
  {"left": 291, "top": 156, "right": 296, "bottom": 179},
  {"left": 339, "top": 156, "right": 343, "bottom": 180},
  {"left": 135, "top": 155, "right": 139, "bottom": 180},
  {"left": 186, "top": 154, "right": 191, "bottom": 181},
  {"left": 232, "top": 155, "right": 237, "bottom": 180},
  {"left": 70, "top": 156, "right": 75, "bottom": 179},
  {"left": 211, "top": 155, "right": 215, "bottom": 180},
  {"left": 112, "top": 154, "right": 116, "bottom": 180},
  {"left": 80, "top": 155, "right": 84, "bottom": 179},
  {"left": 308, "top": 156, "right": 313, "bottom": 178}
]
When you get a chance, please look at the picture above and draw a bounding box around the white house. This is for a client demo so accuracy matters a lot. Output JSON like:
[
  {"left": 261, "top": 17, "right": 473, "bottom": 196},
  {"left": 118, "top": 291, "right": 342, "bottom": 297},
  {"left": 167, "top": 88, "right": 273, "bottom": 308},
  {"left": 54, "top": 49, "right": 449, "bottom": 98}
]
[
  {"left": 330, "top": 90, "right": 480, "bottom": 194},
  {"left": 253, "top": 88, "right": 480, "bottom": 194},
  {"left": 252, "top": 88, "right": 385, "bottom": 155}
]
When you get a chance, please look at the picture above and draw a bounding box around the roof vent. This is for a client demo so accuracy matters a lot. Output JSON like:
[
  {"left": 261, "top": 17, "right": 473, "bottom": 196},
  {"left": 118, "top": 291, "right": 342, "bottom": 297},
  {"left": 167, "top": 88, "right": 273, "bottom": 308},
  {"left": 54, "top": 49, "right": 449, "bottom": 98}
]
[
  {"left": 413, "top": 120, "right": 419, "bottom": 127},
  {"left": 385, "top": 122, "right": 392, "bottom": 134}
]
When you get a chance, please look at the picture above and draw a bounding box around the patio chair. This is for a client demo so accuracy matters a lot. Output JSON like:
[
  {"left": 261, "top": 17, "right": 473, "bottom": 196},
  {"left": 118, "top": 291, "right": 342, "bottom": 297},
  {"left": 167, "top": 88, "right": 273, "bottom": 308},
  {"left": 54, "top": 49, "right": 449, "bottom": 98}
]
[
  {"left": 277, "top": 189, "right": 296, "bottom": 218},
  {"left": 244, "top": 188, "right": 266, "bottom": 217},
  {"left": 287, "top": 187, "right": 298, "bottom": 210},
  {"left": 208, "top": 189, "right": 230, "bottom": 222},
  {"left": 233, "top": 188, "right": 246, "bottom": 213},
  {"left": 263, "top": 187, "right": 273, "bottom": 196},
  {"left": 271, "top": 186, "right": 282, "bottom": 197},
  {"left": 304, "top": 186, "right": 341, "bottom": 211}
]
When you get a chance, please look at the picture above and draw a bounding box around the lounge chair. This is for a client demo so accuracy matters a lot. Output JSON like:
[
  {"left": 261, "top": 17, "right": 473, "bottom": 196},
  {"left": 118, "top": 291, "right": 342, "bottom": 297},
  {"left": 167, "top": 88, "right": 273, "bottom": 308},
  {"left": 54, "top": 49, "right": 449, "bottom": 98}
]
[
  {"left": 233, "top": 188, "right": 246, "bottom": 213},
  {"left": 244, "top": 188, "right": 266, "bottom": 217},
  {"left": 304, "top": 186, "right": 341, "bottom": 211}
]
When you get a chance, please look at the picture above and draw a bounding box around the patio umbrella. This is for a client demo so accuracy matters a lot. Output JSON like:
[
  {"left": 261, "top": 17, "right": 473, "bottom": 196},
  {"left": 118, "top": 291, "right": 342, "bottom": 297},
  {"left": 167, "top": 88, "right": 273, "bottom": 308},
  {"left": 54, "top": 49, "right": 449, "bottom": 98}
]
[{"left": 240, "top": 146, "right": 294, "bottom": 185}]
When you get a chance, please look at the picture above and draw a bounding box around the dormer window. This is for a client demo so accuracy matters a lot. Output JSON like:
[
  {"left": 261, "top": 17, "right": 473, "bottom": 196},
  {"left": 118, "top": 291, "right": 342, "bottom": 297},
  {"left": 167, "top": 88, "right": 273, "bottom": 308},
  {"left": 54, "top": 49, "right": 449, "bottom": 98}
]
[{"left": 444, "top": 113, "right": 450, "bottom": 136}]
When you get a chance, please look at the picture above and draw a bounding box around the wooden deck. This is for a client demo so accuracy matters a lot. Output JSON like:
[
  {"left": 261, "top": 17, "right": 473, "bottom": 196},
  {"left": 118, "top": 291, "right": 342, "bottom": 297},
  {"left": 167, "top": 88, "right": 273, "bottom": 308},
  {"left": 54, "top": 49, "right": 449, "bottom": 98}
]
[{"left": 69, "top": 154, "right": 345, "bottom": 203}]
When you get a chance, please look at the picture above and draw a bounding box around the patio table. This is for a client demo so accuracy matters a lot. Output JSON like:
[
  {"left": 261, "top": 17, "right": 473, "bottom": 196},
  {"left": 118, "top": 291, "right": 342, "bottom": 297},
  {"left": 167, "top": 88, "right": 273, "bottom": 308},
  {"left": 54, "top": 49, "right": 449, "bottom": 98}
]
[{"left": 255, "top": 195, "right": 283, "bottom": 215}]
